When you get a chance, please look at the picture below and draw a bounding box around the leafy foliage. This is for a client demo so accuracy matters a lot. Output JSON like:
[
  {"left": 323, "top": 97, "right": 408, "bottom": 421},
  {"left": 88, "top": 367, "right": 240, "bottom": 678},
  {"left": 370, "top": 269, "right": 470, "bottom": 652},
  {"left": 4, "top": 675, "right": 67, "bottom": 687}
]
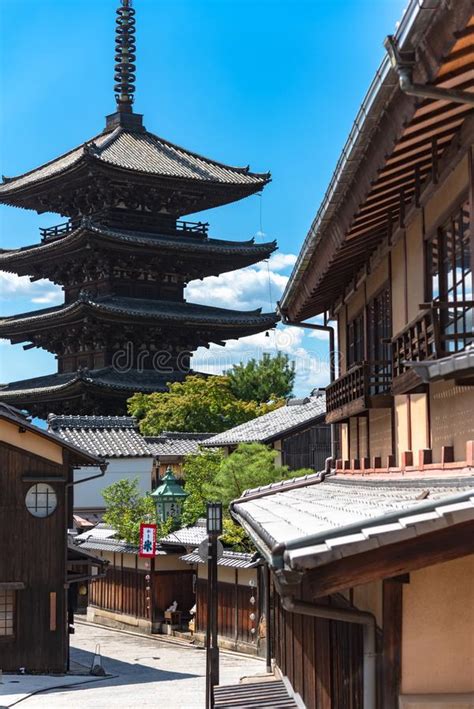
[
  {"left": 227, "top": 353, "right": 295, "bottom": 403},
  {"left": 181, "top": 443, "right": 313, "bottom": 551},
  {"left": 102, "top": 477, "right": 174, "bottom": 545},
  {"left": 208, "top": 442, "right": 293, "bottom": 507},
  {"left": 128, "top": 374, "right": 283, "bottom": 435},
  {"left": 180, "top": 448, "right": 224, "bottom": 527}
]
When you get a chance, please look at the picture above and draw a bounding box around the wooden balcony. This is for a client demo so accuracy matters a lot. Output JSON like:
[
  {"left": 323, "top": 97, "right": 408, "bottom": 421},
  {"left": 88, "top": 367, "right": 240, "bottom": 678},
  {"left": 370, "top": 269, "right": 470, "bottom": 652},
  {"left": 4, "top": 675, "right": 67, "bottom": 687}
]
[
  {"left": 326, "top": 361, "right": 392, "bottom": 424},
  {"left": 392, "top": 301, "right": 473, "bottom": 394}
]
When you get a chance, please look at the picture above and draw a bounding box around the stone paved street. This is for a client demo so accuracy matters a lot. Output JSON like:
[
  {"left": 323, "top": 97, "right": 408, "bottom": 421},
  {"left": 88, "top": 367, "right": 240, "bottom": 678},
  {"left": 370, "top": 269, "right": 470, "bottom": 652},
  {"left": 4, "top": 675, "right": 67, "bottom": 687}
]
[{"left": 19, "top": 622, "right": 264, "bottom": 708}]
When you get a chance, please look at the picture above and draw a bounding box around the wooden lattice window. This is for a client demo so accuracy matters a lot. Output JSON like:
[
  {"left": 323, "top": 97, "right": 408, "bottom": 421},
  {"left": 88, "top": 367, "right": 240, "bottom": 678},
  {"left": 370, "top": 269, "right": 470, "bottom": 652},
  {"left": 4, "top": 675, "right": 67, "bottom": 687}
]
[
  {"left": 367, "top": 286, "right": 392, "bottom": 394},
  {"left": 0, "top": 590, "right": 15, "bottom": 637},
  {"left": 427, "top": 200, "right": 472, "bottom": 353},
  {"left": 347, "top": 312, "right": 364, "bottom": 368}
]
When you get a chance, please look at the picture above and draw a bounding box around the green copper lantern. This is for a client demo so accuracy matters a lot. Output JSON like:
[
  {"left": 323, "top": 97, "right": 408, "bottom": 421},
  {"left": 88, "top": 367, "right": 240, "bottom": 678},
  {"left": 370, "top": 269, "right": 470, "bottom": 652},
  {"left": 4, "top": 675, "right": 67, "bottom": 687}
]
[{"left": 151, "top": 467, "right": 188, "bottom": 522}]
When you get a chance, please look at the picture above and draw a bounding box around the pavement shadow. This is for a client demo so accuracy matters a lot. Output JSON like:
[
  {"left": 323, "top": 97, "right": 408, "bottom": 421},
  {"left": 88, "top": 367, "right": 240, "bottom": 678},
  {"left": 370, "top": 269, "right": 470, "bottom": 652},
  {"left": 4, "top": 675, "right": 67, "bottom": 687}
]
[{"left": 70, "top": 647, "right": 200, "bottom": 686}]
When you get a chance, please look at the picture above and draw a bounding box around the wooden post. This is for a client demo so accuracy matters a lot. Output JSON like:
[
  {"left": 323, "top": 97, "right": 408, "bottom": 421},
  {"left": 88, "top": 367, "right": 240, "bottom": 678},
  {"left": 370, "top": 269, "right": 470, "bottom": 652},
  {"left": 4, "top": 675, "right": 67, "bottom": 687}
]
[
  {"left": 382, "top": 579, "right": 403, "bottom": 709},
  {"left": 265, "top": 564, "right": 272, "bottom": 674}
]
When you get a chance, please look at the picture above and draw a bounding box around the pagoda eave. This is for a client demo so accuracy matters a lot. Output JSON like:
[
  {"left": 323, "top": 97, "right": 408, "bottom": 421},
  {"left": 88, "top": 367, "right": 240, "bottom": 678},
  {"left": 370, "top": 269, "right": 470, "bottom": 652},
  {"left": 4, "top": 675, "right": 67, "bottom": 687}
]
[
  {"left": 0, "top": 367, "right": 186, "bottom": 417},
  {"left": 0, "top": 297, "right": 278, "bottom": 340},
  {"left": 0, "top": 223, "right": 277, "bottom": 281}
]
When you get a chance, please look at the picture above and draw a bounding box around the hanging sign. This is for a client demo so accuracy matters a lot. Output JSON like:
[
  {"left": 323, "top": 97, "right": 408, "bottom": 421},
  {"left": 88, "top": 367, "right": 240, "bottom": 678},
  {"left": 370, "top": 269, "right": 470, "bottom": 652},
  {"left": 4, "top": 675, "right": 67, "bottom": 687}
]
[{"left": 139, "top": 523, "right": 157, "bottom": 558}]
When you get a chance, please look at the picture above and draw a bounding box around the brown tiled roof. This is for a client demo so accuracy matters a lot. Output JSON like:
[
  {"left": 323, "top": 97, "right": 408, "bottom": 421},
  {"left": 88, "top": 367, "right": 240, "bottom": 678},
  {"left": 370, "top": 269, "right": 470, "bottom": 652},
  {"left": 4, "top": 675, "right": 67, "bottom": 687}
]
[{"left": 0, "top": 127, "right": 269, "bottom": 196}]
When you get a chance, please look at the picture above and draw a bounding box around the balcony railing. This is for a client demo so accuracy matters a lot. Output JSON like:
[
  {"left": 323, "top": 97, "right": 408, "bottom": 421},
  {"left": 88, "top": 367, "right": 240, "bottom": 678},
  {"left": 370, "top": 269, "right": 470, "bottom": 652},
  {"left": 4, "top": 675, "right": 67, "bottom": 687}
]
[
  {"left": 392, "top": 301, "right": 473, "bottom": 393},
  {"left": 40, "top": 216, "right": 210, "bottom": 242},
  {"left": 326, "top": 361, "right": 392, "bottom": 423}
]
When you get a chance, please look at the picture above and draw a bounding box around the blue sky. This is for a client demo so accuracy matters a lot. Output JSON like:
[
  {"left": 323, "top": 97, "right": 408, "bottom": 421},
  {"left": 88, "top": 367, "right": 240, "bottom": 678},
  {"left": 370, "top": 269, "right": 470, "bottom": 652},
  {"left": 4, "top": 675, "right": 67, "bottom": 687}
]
[{"left": 0, "top": 0, "right": 406, "bottom": 397}]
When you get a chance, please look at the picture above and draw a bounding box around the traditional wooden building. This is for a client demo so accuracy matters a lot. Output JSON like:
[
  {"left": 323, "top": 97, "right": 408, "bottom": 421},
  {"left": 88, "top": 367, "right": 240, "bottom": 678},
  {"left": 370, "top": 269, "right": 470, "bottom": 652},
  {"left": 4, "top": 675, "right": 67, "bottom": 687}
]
[
  {"left": 0, "top": 0, "right": 277, "bottom": 418},
  {"left": 280, "top": 2, "right": 473, "bottom": 477},
  {"left": 181, "top": 549, "right": 262, "bottom": 655},
  {"left": 145, "top": 431, "right": 216, "bottom": 481},
  {"left": 48, "top": 415, "right": 156, "bottom": 521},
  {"left": 0, "top": 403, "right": 106, "bottom": 673},
  {"left": 263, "top": 1, "right": 474, "bottom": 706},
  {"left": 75, "top": 522, "right": 206, "bottom": 633},
  {"left": 203, "top": 392, "right": 331, "bottom": 471},
  {"left": 231, "top": 472, "right": 474, "bottom": 708}
]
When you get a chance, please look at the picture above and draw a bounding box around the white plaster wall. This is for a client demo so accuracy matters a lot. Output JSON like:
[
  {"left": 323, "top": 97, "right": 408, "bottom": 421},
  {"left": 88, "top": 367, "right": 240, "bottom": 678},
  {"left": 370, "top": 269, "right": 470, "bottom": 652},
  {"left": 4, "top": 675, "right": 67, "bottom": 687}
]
[{"left": 73, "top": 457, "right": 155, "bottom": 510}]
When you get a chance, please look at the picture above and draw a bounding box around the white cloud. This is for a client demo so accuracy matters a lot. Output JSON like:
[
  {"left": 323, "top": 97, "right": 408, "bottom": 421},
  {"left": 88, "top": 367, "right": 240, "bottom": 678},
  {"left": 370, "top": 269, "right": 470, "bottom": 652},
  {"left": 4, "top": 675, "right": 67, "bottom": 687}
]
[
  {"left": 185, "top": 252, "right": 297, "bottom": 311},
  {"left": 192, "top": 324, "right": 331, "bottom": 396},
  {"left": 255, "top": 252, "right": 297, "bottom": 272},
  {"left": 0, "top": 272, "right": 62, "bottom": 307}
]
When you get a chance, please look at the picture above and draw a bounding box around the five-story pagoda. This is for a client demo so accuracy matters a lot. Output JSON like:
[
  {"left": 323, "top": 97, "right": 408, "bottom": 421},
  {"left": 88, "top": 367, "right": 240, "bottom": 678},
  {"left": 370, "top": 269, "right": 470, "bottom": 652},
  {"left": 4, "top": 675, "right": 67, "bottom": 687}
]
[{"left": 0, "top": 0, "right": 277, "bottom": 418}]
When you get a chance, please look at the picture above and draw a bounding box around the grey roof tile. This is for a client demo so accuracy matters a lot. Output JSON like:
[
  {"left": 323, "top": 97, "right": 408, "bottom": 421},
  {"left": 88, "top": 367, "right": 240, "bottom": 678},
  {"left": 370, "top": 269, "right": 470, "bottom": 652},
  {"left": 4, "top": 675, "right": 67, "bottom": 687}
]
[
  {"left": 203, "top": 394, "right": 326, "bottom": 446},
  {"left": 0, "top": 128, "right": 269, "bottom": 194},
  {"left": 161, "top": 524, "right": 208, "bottom": 548},
  {"left": 231, "top": 474, "right": 474, "bottom": 569},
  {"left": 145, "top": 431, "right": 216, "bottom": 457},
  {"left": 181, "top": 549, "right": 257, "bottom": 569},
  {"left": 48, "top": 414, "right": 153, "bottom": 458}
]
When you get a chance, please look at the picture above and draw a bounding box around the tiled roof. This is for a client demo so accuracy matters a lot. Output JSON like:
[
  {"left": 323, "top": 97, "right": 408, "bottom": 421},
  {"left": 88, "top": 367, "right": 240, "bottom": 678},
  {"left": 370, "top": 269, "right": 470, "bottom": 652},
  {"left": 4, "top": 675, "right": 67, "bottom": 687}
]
[
  {"left": 145, "top": 431, "right": 216, "bottom": 457},
  {"left": 181, "top": 549, "right": 258, "bottom": 569},
  {"left": 203, "top": 394, "right": 327, "bottom": 446},
  {"left": 0, "top": 295, "right": 278, "bottom": 332},
  {"left": 0, "top": 221, "right": 276, "bottom": 272},
  {"left": 0, "top": 367, "right": 175, "bottom": 400},
  {"left": 405, "top": 346, "right": 474, "bottom": 383},
  {"left": 161, "top": 524, "right": 208, "bottom": 548},
  {"left": 0, "top": 402, "right": 103, "bottom": 466},
  {"left": 231, "top": 473, "right": 474, "bottom": 570},
  {"left": 0, "top": 127, "right": 269, "bottom": 195},
  {"left": 48, "top": 414, "right": 153, "bottom": 458}
]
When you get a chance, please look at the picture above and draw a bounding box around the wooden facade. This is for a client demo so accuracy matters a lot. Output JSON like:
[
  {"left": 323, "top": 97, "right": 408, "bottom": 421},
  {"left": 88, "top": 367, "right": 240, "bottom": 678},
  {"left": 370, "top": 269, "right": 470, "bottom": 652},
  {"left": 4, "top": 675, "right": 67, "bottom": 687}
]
[
  {"left": 195, "top": 577, "right": 259, "bottom": 648},
  {"left": 85, "top": 549, "right": 194, "bottom": 632},
  {"left": 273, "top": 593, "right": 368, "bottom": 709},
  {"left": 0, "top": 407, "right": 103, "bottom": 673}
]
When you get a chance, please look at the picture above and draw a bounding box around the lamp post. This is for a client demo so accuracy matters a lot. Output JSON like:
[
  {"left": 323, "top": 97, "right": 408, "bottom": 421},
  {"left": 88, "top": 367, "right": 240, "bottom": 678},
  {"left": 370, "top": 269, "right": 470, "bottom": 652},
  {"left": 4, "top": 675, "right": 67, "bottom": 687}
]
[
  {"left": 206, "top": 502, "right": 222, "bottom": 709},
  {"left": 150, "top": 466, "right": 187, "bottom": 523}
]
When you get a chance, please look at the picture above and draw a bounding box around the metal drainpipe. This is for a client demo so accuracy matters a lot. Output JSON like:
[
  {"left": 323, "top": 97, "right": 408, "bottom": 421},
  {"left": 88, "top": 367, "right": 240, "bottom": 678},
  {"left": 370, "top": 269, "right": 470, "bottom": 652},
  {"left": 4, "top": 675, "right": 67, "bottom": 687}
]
[
  {"left": 279, "top": 308, "right": 338, "bottom": 462},
  {"left": 280, "top": 596, "right": 377, "bottom": 709},
  {"left": 384, "top": 35, "right": 474, "bottom": 107}
]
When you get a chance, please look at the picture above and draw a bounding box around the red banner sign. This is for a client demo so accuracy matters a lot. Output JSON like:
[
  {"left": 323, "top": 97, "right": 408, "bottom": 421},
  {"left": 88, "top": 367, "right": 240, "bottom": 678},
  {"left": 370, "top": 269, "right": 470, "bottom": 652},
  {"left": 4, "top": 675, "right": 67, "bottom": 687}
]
[{"left": 139, "top": 523, "right": 157, "bottom": 558}]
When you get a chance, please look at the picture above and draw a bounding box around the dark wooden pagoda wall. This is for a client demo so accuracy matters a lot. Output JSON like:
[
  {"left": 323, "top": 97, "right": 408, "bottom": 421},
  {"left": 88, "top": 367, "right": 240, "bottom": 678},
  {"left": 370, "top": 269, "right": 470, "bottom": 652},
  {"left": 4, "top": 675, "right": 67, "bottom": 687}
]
[{"left": 0, "top": 442, "right": 68, "bottom": 673}]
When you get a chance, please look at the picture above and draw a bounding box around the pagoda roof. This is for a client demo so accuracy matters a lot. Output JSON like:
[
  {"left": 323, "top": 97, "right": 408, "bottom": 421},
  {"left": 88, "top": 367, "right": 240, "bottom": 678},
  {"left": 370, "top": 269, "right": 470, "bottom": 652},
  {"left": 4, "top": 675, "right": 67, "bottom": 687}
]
[
  {"left": 0, "top": 126, "right": 270, "bottom": 212},
  {"left": 0, "top": 367, "right": 187, "bottom": 417},
  {"left": 0, "top": 220, "right": 277, "bottom": 278},
  {"left": 0, "top": 295, "right": 278, "bottom": 339}
]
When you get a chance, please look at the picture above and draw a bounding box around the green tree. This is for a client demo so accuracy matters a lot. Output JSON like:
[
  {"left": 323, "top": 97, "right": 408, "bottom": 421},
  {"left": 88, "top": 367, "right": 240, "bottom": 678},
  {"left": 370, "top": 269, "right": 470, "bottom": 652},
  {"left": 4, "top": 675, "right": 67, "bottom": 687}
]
[
  {"left": 128, "top": 374, "right": 282, "bottom": 435},
  {"left": 102, "top": 477, "right": 173, "bottom": 545},
  {"left": 180, "top": 448, "right": 224, "bottom": 527},
  {"left": 208, "top": 442, "right": 296, "bottom": 507},
  {"left": 181, "top": 442, "right": 313, "bottom": 551},
  {"left": 227, "top": 352, "right": 295, "bottom": 403}
]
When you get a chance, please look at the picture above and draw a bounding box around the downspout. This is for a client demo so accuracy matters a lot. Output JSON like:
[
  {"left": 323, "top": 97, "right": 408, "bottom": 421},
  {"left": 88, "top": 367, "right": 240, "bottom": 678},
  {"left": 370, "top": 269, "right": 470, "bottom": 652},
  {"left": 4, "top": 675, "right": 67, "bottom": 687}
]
[
  {"left": 384, "top": 35, "right": 474, "bottom": 107},
  {"left": 280, "top": 595, "right": 377, "bottom": 709},
  {"left": 278, "top": 307, "right": 337, "bottom": 462}
]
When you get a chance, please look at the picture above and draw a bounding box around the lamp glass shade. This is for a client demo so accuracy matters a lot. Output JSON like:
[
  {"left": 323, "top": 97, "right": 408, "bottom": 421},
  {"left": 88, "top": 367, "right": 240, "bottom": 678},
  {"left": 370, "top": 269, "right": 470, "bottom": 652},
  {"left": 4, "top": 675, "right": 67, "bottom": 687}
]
[{"left": 206, "top": 502, "right": 222, "bottom": 534}]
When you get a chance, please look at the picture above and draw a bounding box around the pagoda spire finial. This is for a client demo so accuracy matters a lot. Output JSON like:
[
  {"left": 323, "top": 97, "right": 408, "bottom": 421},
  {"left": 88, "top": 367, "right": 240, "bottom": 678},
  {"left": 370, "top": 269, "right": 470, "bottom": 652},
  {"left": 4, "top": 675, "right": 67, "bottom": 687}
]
[{"left": 114, "top": 0, "right": 136, "bottom": 114}]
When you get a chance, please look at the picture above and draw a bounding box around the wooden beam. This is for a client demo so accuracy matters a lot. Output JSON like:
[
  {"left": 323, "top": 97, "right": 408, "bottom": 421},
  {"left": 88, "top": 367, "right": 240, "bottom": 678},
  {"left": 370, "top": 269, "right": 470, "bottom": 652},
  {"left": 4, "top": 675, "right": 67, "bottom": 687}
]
[
  {"left": 382, "top": 579, "right": 402, "bottom": 709},
  {"left": 307, "top": 520, "right": 474, "bottom": 599}
]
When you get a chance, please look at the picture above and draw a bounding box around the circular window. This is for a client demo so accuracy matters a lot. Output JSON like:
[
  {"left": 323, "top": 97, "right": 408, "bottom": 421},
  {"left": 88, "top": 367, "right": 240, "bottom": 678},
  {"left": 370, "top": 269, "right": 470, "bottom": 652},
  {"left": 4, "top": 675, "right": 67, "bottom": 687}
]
[{"left": 25, "top": 483, "right": 57, "bottom": 518}]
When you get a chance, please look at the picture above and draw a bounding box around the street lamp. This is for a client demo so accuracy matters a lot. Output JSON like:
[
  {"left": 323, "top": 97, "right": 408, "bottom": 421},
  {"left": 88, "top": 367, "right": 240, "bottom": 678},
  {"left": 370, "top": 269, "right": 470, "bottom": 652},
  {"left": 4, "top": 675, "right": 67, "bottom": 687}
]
[
  {"left": 206, "top": 502, "right": 222, "bottom": 535},
  {"left": 205, "top": 501, "right": 222, "bottom": 709},
  {"left": 150, "top": 466, "right": 187, "bottom": 523}
]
